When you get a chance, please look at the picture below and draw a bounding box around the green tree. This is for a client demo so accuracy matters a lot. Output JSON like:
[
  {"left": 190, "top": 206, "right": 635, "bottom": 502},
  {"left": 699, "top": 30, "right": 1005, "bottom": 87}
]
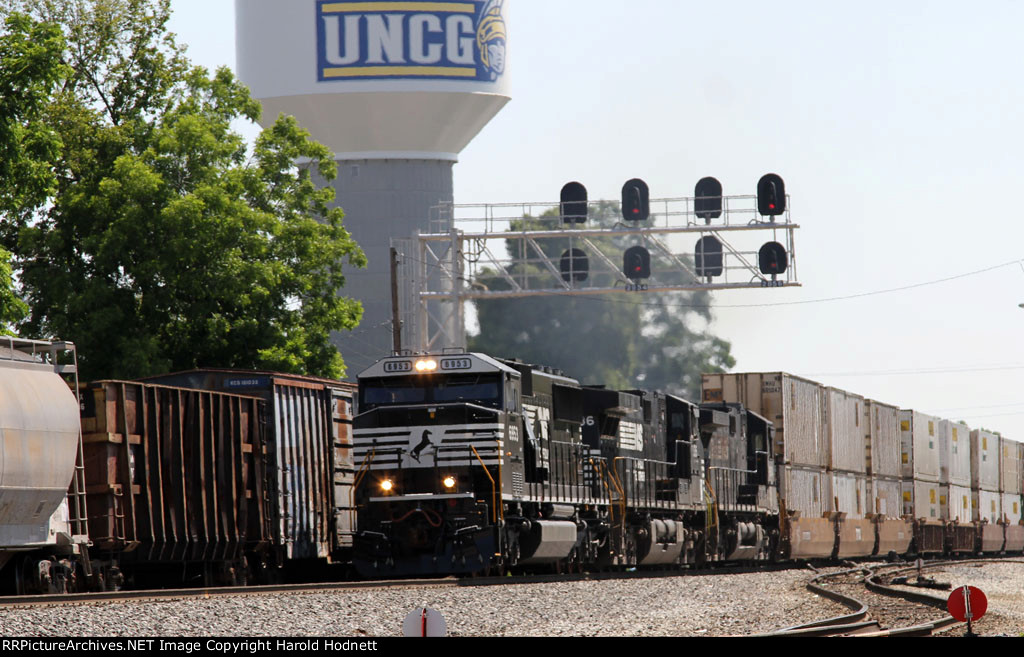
[
  {"left": 0, "top": 1, "right": 365, "bottom": 378},
  {"left": 0, "top": 13, "right": 66, "bottom": 330},
  {"left": 469, "top": 203, "right": 734, "bottom": 398}
]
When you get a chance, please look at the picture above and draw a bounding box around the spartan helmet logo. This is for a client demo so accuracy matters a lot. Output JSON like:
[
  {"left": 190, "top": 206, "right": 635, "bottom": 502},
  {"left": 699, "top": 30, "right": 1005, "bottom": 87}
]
[{"left": 476, "top": 0, "right": 506, "bottom": 80}]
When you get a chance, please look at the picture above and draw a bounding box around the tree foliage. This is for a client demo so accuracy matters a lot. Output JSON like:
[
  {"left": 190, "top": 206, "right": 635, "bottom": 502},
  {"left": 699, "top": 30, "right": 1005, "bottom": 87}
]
[
  {"left": 0, "top": 1, "right": 365, "bottom": 378},
  {"left": 469, "top": 203, "right": 734, "bottom": 398}
]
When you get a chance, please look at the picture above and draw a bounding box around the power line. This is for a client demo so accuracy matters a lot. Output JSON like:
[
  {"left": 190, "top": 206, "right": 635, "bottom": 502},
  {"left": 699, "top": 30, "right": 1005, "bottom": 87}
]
[{"left": 806, "top": 364, "right": 1024, "bottom": 377}]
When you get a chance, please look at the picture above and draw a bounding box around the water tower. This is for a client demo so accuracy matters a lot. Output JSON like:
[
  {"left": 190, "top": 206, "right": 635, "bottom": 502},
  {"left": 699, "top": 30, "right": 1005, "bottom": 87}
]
[{"left": 235, "top": 0, "right": 510, "bottom": 375}]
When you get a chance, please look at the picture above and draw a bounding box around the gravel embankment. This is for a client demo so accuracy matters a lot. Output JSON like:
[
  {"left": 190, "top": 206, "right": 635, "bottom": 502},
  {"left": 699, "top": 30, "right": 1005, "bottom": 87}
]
[
  {"left": 0, "top": 569, "right": 850, "bottom": 637},
  {"left": 919, "top": 561, "right": 1024, "bottom": 637}
]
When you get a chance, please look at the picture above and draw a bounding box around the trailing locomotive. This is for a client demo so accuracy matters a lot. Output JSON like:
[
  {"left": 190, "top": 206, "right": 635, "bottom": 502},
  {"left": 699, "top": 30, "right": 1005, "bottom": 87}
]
[{"left": 350, "top": 352, "right": 778, "bottom": 576}]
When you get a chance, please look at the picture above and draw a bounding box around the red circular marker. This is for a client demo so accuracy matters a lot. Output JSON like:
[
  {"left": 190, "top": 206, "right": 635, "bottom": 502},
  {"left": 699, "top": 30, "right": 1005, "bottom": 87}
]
[{"left": 947, "top": 585, "right": 988, "bottom": 623}]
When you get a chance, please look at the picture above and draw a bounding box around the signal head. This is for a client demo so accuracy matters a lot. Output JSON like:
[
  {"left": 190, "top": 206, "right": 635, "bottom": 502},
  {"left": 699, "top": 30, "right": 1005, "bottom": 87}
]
[
  {"left": 757, "top": 173, "right": 786, "bottom": 217},
  {"left": 621, "top": 178, "right": 650, "bottom": 222}
]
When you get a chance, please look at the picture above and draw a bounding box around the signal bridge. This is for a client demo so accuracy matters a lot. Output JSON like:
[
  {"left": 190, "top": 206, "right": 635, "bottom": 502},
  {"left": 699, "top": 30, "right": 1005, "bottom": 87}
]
[{"left": 392, "top": 178, "right": 800, "bottom": 353}]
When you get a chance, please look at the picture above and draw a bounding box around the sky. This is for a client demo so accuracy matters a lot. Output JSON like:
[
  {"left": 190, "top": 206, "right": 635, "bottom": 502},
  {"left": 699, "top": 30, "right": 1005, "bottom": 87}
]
[{"left": 168, "top": 1, "right": 1024, "bottom": 441}]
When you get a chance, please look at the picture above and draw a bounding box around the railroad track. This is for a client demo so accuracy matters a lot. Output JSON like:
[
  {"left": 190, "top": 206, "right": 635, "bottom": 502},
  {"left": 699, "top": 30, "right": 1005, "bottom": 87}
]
[
  {"left": 0, "top": 560, "right": 798, "bottom": 608},
  {"left": 761, "top": 558, "right": 1024, "bottom": 637}
]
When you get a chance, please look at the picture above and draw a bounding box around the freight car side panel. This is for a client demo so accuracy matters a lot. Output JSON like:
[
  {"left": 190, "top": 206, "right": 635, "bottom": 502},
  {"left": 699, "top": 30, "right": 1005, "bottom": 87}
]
[
  {"left": 81, "top": 382, "right": 269, "bottom": 563},
  {"left": 140, "top": 370, "right": 358, "bottom": 561}
]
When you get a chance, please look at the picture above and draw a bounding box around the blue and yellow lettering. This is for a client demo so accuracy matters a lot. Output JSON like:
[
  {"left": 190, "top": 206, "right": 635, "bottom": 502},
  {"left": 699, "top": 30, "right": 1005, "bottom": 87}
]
[
  {"left": 446, "top": 14, "right": 475, "bottom": 65},
  {"left": 409, "top": 14, "right": 442, "bottom": 64},
  {"left": 322, "top": 14, "right": 361, "bottom": 66},
  {"left": 365, "top": 14, "right": 406, "bottom": 64}
]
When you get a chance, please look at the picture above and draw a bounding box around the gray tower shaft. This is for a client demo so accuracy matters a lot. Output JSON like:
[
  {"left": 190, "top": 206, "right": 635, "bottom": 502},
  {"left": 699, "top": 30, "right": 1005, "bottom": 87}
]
[{"left": 326, "top": 158, "right": 453, "bottom": 377}]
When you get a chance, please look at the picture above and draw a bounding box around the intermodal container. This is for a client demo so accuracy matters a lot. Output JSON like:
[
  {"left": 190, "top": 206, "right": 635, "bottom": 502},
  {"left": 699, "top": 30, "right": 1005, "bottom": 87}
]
[{"left": 702, "top": 373, "right": 825, "bottom": 468}]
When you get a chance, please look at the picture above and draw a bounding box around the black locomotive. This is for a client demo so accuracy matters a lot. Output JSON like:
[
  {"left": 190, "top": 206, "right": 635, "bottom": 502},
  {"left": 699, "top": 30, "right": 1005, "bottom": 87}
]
[{"left": 351, "top": 352, "right": 778, "bottom": 575}]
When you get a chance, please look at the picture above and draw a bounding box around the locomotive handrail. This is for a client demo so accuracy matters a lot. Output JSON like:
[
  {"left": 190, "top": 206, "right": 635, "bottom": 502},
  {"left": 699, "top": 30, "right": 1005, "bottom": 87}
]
[
  {"left": 589, "top": 458, "right": 615, "bottom": 525},
  {"left": 707, "top": 465, "right": 759, "bottom": 475},
  {"left": 468, "top": 444, "right": 499, "bottom": 525},
  {"left": 350, "top": 447, "right": 377, "bottom": 529}
]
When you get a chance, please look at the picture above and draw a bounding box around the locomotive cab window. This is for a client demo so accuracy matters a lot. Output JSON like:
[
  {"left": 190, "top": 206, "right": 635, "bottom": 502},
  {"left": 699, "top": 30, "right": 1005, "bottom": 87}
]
[{"left": 360, "top": 374, "right": 503, "bottom": 411}]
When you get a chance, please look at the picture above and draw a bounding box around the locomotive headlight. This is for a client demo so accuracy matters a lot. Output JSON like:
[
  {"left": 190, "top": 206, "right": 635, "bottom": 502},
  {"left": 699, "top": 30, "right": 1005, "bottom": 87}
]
[
  {"left": 442, "top": 476, "right": 456, "bottom": 490},
  {"left": 415, "top": 359, "right": 437, "bottom": 372},
  {"left": 380, "top": 479, "right": 394, "bottom": 493}
]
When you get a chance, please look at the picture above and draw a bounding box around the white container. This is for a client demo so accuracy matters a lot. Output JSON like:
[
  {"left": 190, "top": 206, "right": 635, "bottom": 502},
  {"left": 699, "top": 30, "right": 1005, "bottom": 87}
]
[
  {"left": 974, "top": 489, "right": 1001, "bottom": 524},
  {"left": 870, "top": 475, "right": 902, "bottom": 519},
  {"left": 1002, "top": 493, "right": 1022, "bottom": 524},
  {"left": 825, "top": 388, "right": 866, "bottom": 474},
  {"left": 829, "top": 471, "right": 867, "bottom": 519},
  {"left": 970, "top": 429, "right": 1000, "bottom": 491},
  {"left": 899, "top": 410, "right": 940, "bottom": 482},
  {"left": 703, "top": 373, "right": 825, "bottom": 468},
  {"left": 1000, "top": 438, "right": 1022, "bottom": 495},
  {"left": 865, "top": 400, "right": 901, "bottom": 479},
  {"left": 902, "top": 479, "right": 942, "bottom": 520},
  {"left": 780, "top": 464, "right": 828, "bottom": 518},
  {"left": 943, "top": 484, "right": 972, "bottom": 523},
  {"left": 938, "top": 420, "right": 971, "bottom": 487}
]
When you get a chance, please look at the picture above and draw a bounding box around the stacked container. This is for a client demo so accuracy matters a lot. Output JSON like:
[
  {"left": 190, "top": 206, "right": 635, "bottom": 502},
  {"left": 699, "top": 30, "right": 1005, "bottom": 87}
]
[
  {"left": 1003, "top": 439, "right": 1024, "bottom": 552},
  {"left": 824, "top": 388, "right": 873, "bottom": 557},
  {"left": 865, "top": 400, "right": 911, "bottom": 555},
  {"left": 939, "top": 420, "right": 972, "bottom": 524},
  {"left": 970, "top": 429, "right": 1001, "bottom": 524},
  {"left": 865, "top": 400, "right": 902, "bottom": 518},
  {"left": 702, "top": 373, "right": 834, "bottom": 558},
  {"left": 899, "top": 410, "right": 942, "bottom": 520},
  {"left": 702, "top": 373, "right": 826, "bottom": 517}
]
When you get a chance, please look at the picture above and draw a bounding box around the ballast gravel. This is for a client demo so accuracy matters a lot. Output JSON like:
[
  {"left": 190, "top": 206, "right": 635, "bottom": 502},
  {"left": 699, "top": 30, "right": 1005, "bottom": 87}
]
[{"left": 0, "top": 569, "right": 850, "bottom": 637}]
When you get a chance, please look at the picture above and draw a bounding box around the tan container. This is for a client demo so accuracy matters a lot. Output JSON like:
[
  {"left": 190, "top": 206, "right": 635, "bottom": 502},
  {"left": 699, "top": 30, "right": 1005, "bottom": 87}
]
[
  {"left": 865, "top": 400, "right": 900, "bottom": 478},
  {"left": 870, "top": 475, "right": 902, "bottom": 520},
  {"left": 829, "top": 471, "right": 867, "bottom": 519},
  {"left": 974, "top": 489, "right": 1001, "bottom": 524},
  {"left": 1006, "top": 525, "right": 1024, "bottom": 552},
  {"left": 902, "top": 479, "right": 941, "bottom": 520},
  {"left": 836, "top": 518, "right": 873, "bottom": 557},
  {"left": 825, "top": 388, "right": 866, "bottom": 473},
  {"left": 939, "top": 420, "right": 971, "bottom": 487},
  {"left": 876, "top": 518, "right": 912, "bottom": 556},
  {"left": 785, "top": 516, "right": 835, "bottom": 559},
  {"left": 978, "top": 523, "right": 1004, "bottom": 553},
  {"left": 899, "top": 410, "right": 940, "bottom": 482},
  {"left": 943, "top": 483, "right": 972, "bottom": 523},
  {"left": 702, "top": 373, "right": 824, "bottom": 467},
  {"left": 1000, "top": 438, "right": 1022, "bottom": 494}
]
